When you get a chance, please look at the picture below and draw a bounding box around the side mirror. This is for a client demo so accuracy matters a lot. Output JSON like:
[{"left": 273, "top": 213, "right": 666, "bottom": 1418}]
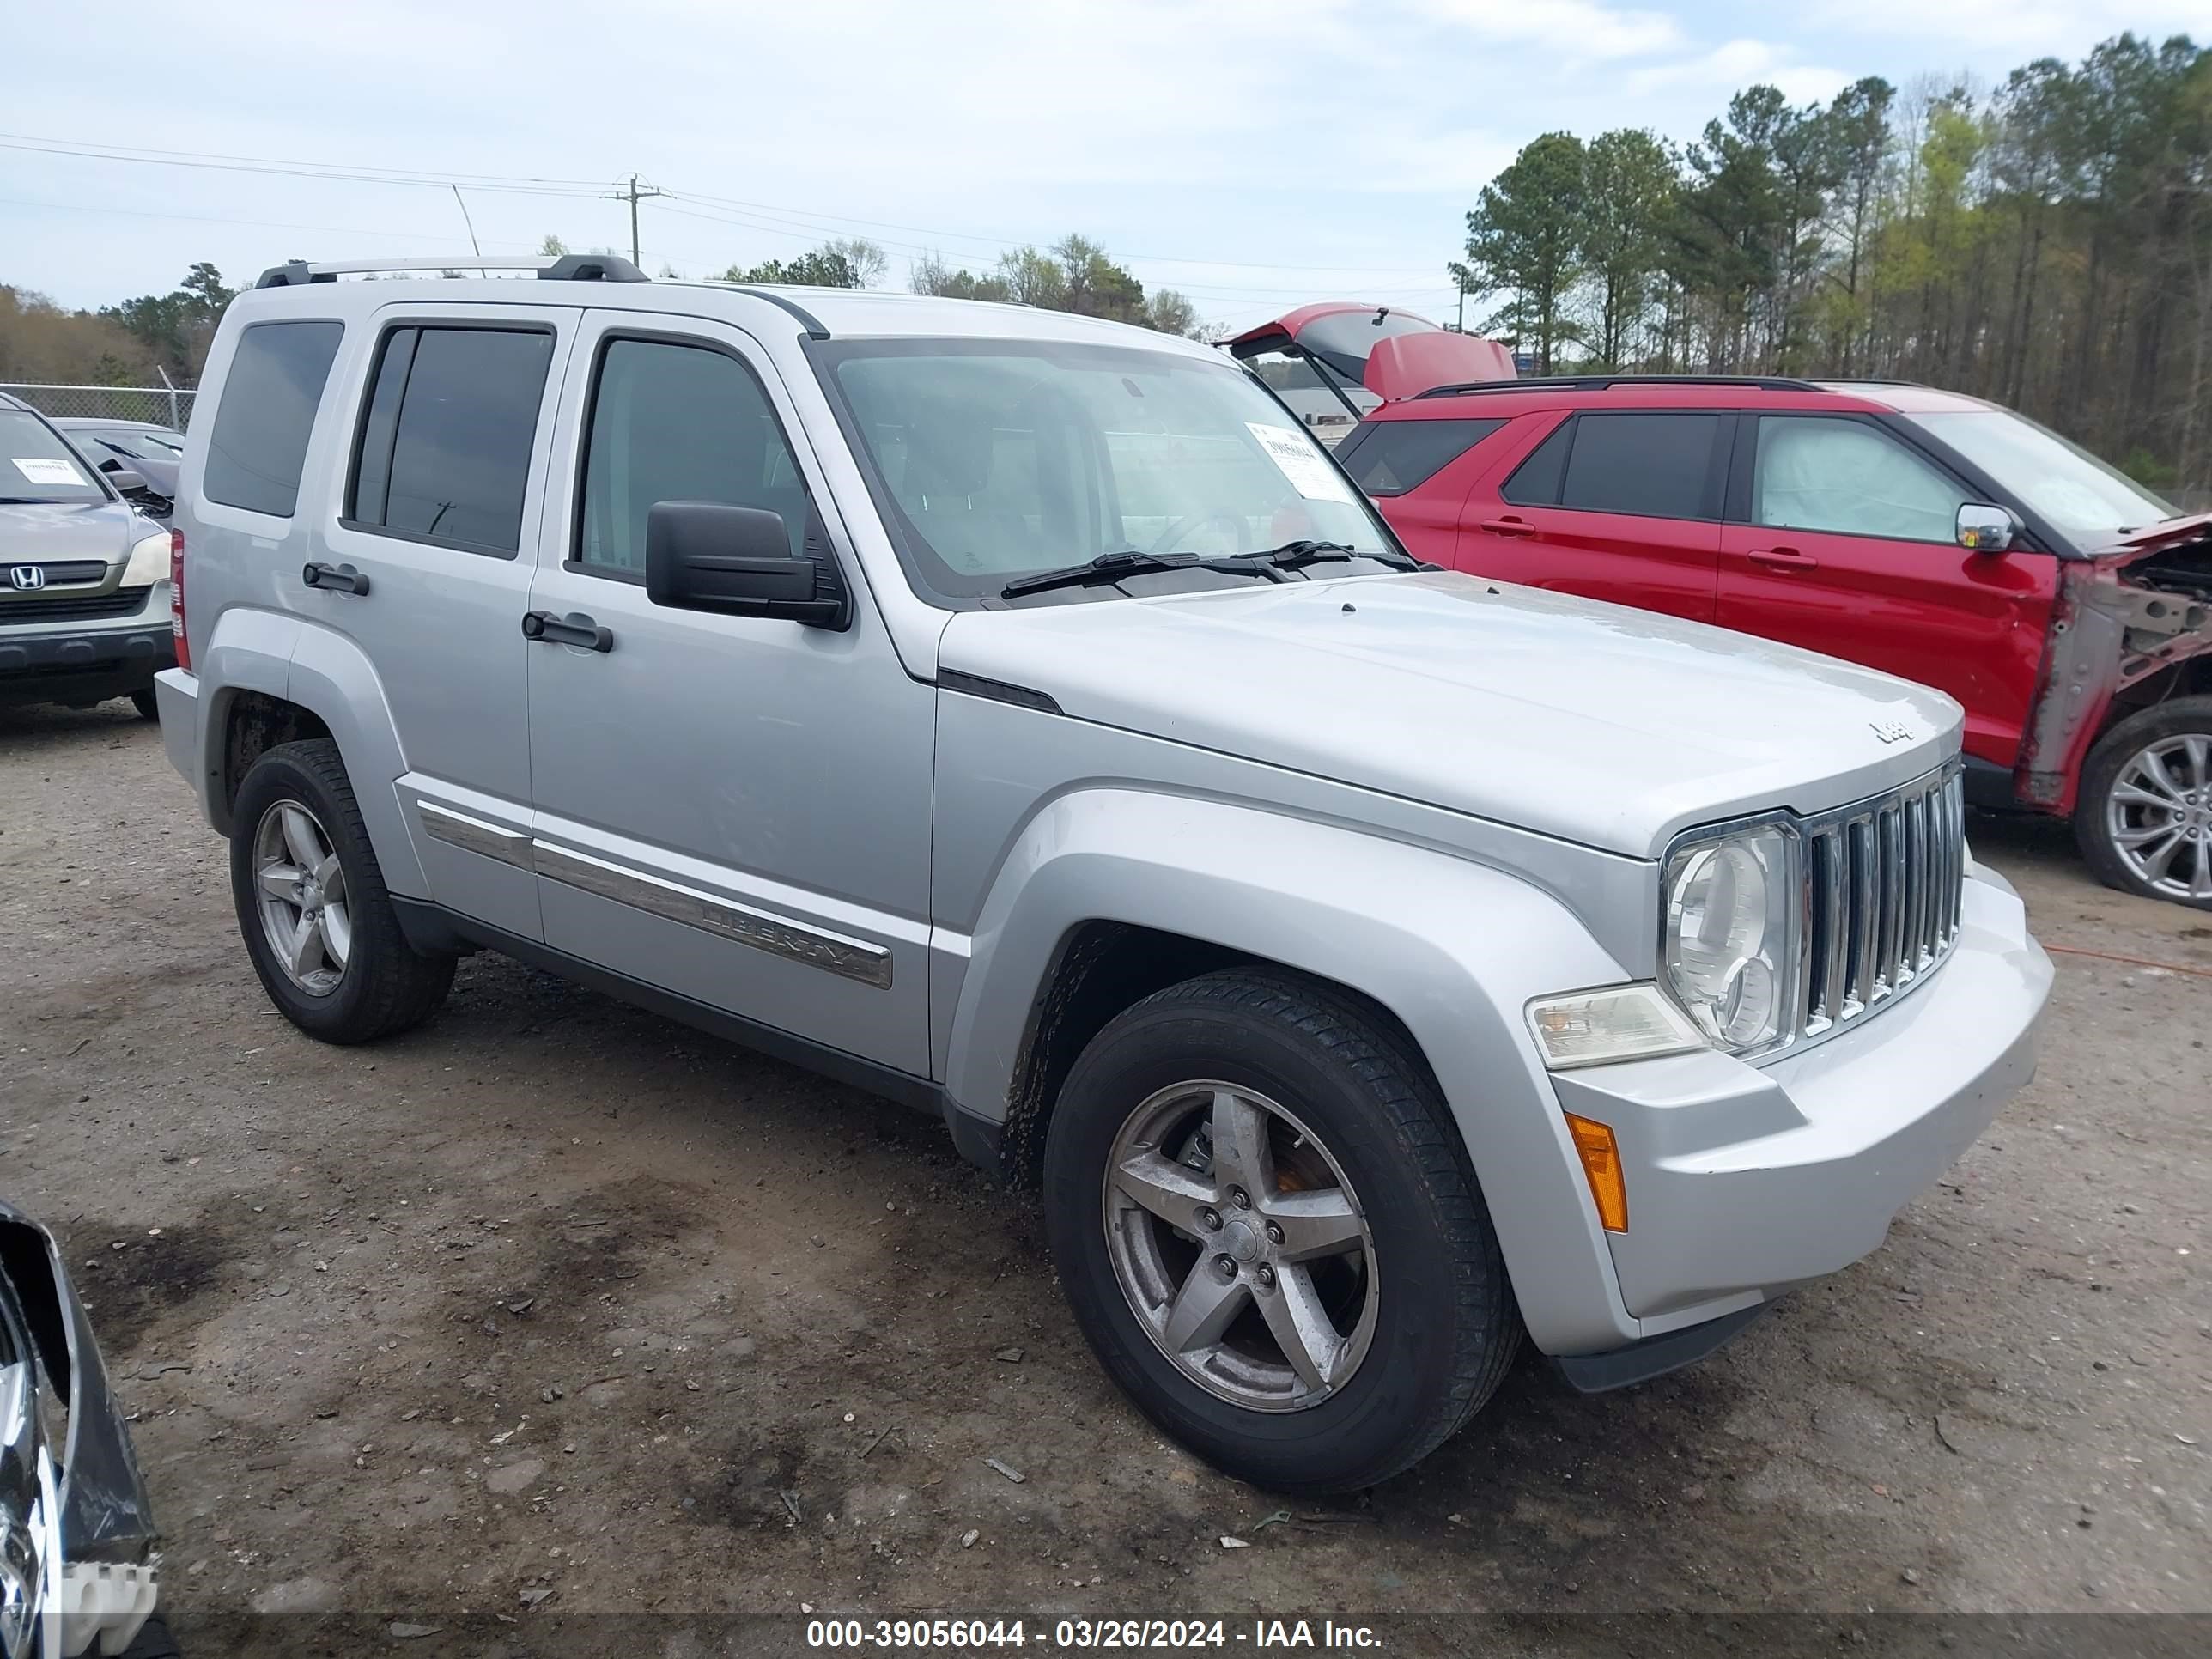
[
  {"left": 1956, "top": 502, "right": 2019, "bottom": 554},
  {"left": 644, "top": 501, "right": 848, "bottom": 628}
]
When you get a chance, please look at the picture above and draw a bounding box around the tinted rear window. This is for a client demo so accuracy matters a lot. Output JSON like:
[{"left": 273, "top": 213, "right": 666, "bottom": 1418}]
[
  {"left": 204, "top": 320, "right": 343, "bottom": 516},
  {"left": 1559, "top": 412, "right": 1723, "bottom": 520},
  {"left": 1336, "top": 417, "right": 1504, "bottom": 495},
  {"left": 349, "top": 325, "right": 554, "bottom": 556}
]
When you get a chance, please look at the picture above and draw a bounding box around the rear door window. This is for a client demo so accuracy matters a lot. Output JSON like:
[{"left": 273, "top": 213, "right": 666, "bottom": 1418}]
[
  {"left": 1558, "top": 413, "right": 1723, "bottom": 520},
  {"left": 203, "top": 320, "right": 343, "bottom": 517},
  {"left": 1335, "top": 417, "right": 1504, "bottom": 495},
  {"left": 348, "top": 325, "right": 555, "bottom": 556}
]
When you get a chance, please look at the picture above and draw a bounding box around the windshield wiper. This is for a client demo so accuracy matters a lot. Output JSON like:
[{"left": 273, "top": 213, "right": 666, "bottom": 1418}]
[
  {"left": 1233, "top": 539, "right": 1425, "bottom": 573},
  {"left": 1000, "top": 549, "right": 1285, "bottom": 599}
]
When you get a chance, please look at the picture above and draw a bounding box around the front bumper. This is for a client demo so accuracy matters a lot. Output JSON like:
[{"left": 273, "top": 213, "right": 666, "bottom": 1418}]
[
  {"left": 0, "top": 623, "right": 173, "bottom": 706},
  {"left": 1547, "top": 865, "right": 2051, "bottom": 1340}
]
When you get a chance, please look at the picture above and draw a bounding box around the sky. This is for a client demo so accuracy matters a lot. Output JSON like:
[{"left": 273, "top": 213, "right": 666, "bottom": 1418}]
[{"left": 2, "top": 0, "right": 2200, "bottom": 334}]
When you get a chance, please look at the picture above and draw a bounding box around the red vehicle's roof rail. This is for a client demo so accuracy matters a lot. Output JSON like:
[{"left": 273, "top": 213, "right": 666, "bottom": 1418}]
[{"left": 1416, "top": 374, "right": 1826, "bottom": 399}]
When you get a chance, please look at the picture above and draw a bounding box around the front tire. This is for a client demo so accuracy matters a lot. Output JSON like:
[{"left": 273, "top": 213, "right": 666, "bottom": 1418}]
[
  {"left": 1042, "top": 969, "right": 1519, "bottom": 1494},
  {"left": 229, "top": 738, "right": 456, "bottom": 1042},
  {"left": 2075, "top": 696, "right": 2212, "bottom": 908}
]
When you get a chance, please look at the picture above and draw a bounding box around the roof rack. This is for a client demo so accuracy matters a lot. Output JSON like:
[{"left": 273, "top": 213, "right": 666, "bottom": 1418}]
[
  {"left": 1417, "top": 373, "right": 1825, "bottom": 399},
  {"left": 254, "top": 254, "right": 650, "bottom": 289}
]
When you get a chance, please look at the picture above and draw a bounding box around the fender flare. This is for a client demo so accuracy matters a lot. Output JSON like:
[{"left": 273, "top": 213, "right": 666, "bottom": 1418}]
[
  {"left": 942, "top": 788, "right": 1645, "bottom": 1352},
  {"left": 196, "top": 608, "right": 427, "bottom": 897}
]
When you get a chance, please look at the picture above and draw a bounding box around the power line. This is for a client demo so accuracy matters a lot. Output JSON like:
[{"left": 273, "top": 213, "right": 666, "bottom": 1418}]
[{"left": 1, "top": 131, "right": 1447, "bottom": 276}]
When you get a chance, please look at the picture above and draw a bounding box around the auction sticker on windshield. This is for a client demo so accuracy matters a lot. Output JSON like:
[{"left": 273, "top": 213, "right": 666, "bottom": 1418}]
[
  {"left": 13, "top": 458, "right": 83, "bottom": 485},
  {"left": 1246, "top": 423, "right": 1355, "bottom": 504}
]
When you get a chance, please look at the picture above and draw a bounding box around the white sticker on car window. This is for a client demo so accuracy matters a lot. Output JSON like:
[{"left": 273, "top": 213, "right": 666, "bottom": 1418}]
[
  {"left": 1245, "top": 423, "right": 1354, "bottom": 503},
  {"left": 13, "top": 458, "right": 84, "bottom": 486}
]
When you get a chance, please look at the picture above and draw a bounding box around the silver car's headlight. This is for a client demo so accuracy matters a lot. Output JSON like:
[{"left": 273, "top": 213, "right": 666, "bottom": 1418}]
[
  {"left": 1662, "top": 819, "right": 1799, "bottom": 1055},
  {"left": 0, "top": 1364, "right": 40, "bottom": 1659},
  {"left": 121, "top": 528, "right": 172, "bottom": 589}
]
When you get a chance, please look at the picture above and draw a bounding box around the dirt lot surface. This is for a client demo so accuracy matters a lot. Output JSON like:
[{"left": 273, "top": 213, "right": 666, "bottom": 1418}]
[{"left": 2, "top": 702, "right": 2206, "bottom": 1656}]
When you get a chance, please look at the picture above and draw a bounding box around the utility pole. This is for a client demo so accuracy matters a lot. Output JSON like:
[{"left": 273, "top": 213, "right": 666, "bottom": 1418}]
[{"left": 605, "top": 174, "right": 665, "bottom": 268}]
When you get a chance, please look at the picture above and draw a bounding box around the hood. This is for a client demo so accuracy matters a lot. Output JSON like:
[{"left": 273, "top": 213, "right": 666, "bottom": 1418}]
[
  {"left": 2100, "top": 512, "right": 2212, "bottom": 562},
  {"left": 0, "top": 499, "right": 143, "bottom": 573},
  {"left": 942, "top": 572, "right": 1961, "bottom": 858}
]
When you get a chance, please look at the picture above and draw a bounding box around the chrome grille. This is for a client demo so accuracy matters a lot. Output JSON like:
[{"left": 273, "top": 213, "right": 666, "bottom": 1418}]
[{"left": 1800, "top": 764, "right": 1966, "bottom": 1037}]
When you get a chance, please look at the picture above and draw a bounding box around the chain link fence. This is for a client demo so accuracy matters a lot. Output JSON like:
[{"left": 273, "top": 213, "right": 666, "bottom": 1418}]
[{"left": 0, "top": 383, "right": 197, "bottom": 429}]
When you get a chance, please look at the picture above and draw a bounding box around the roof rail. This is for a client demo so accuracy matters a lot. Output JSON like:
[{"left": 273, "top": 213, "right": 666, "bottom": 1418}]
[
  {"left": 255, "top": 254, "right": 649, "bottom": 289},
  {"left": 1416, "top": 373, "right": 1825, "bottom": 399}
]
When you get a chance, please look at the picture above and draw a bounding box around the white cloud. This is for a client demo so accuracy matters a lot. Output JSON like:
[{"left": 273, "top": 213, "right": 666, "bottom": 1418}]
[
  {"left": 1414, "top": 0, "right": 1685, "bottom": 61},
  {"left": 1627, "top": 39, "right": 1853, "bottom": 106}
]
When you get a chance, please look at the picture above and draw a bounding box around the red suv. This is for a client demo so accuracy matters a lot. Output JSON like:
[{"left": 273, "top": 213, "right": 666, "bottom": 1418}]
[{"left": 1328, "top": 374, "right": 2212, "bottom": 908}]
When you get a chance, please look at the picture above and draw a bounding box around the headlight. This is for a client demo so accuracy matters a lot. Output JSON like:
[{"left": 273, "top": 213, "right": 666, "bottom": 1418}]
[
  {"left": 0, "top": 1514, "right": 34, "bottom": 1659},
  {"left": 0, "top": 1364, "right": 41, "bottom": 1659},
  {"left": 121, "top": 529, "right": 172, "bottom": 589},
  {"left": 1662, "top": 821, "right": 1799, "bottom": 1055}
]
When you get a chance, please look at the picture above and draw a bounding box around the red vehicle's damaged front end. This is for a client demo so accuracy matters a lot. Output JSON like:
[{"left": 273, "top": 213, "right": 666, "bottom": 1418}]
[{"left": 2024, "top": 517, "right": 2212, "bottom": 812}]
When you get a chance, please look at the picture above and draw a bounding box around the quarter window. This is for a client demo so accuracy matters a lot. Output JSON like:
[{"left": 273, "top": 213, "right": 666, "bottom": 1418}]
[
  {"left": 349, "top": 325, "right": 554, "bottom": 556},
  {"left": 574, "top": 337, "right": 811, "bottom": 576},
  {"left": 204, "top": 320, "right": 343, "bottom": 517},
  {"left": 1499, "top": 416, "right": 1571, "bottom": 506},
  {"left": 1335, "top": 417, "right": 1504, "bottom": 495},
  {"left": 1753, "top": 416, "right": 1971, "bottom": 543}
]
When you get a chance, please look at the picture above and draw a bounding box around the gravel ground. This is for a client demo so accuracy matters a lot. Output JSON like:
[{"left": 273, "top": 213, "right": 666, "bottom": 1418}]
[{"left": 1, "top": 702, "right": 2205, "bottom": 1656}]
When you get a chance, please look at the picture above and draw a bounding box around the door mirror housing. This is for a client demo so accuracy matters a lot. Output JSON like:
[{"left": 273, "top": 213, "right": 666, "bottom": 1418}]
[
  {"left": 644, "top": 501, "right": 849, "bottom": 629},
  {"left": 1956, "top": 502, "right": 2019, "bottom": 554}
]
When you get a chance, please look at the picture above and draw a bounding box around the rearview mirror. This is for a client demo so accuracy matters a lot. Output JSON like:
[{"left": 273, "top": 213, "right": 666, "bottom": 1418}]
[
  {"left": 644, "top": 501, "right": 848, "bottom": 629},
  {"left": 1956, "top": 502, "right": 2019, "bottom": 554}
]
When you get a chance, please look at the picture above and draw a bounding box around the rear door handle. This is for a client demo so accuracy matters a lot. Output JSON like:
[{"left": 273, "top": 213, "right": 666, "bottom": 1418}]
[
  {"left": 301, "top": 561, "right": 370, "bottom": 596},
  {"left": 1747, "top": 546, "right": 1819, "bottom": 570},
  {"left": 521, "top": 610, "right": 614, "bottom": 653},
  {"left": 1480, "top": 517, "right": 1535, "bottom": 539}
]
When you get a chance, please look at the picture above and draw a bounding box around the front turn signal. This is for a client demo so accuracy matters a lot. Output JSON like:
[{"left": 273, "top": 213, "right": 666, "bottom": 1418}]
[{"left": 1564, "top": 1113, "right": 1627, "bottom": 1233}]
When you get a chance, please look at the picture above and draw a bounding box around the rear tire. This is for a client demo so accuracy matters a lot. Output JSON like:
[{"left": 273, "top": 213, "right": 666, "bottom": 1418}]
[
  {"left": 128, "top": 687, "right": 160, "bottom": 721},
  {"left": 1042, "top": 969, "right": 1519, "bottom": 1494},
  {"left": 2075, "top": 696, "right": 2212, "bottom": 908},
  {"left": 229, "top": 738, "right": 456, "bottom": 1042}
]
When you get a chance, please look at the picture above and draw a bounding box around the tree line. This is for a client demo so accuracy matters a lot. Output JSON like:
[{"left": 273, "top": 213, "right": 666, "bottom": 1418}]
[
  {"left": 0, "top": 262, "right": 234, "bottom": 386},
  {"left": 1455, "top": 31, "right": 2212, "bottom": 489}
]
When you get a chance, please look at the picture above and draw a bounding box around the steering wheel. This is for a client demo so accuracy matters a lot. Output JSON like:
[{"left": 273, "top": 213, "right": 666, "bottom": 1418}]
[{"left": 1147, "top": 511, "right": 1253, "bottom": 557}]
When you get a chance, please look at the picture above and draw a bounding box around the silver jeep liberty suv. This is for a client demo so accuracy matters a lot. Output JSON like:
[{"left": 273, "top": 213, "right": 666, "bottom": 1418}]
[{"left": 155, "top": 255, "right": 2051, "bottom": 1493}]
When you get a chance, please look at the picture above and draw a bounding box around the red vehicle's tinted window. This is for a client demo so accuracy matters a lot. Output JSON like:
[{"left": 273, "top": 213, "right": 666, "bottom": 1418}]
[
  {"left": 1336, "top": 418, "right": 1504, "bottom": 495},
  {"left": 1501, "top": 412, "right": 1724, "bottom": 520}
]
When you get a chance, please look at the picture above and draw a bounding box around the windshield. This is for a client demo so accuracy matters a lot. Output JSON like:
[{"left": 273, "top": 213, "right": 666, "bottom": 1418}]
[
  {"left": 1, "top": 410, "right": 106, "bottom": 503},
  {"left": 1902, "top": 409, "right": 2176, "bottom": 546},
  {"left": 819, "top": 338, "right": 1400, "bottom": 602}
]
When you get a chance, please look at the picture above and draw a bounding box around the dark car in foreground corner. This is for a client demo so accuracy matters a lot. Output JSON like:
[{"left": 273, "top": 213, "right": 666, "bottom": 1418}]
[
  {"left": 2, "top": 1197, "right": 174, "bottom": 1656},
  {"left": 1323, "top": 369, "right": 2212, "bottom": 908},
  {"left": 0, "top": 394, "right": 176, "bottom": 721}
]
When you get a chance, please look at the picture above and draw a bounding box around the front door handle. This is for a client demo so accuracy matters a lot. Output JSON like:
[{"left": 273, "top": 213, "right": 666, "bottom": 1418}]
[
  {"left": 521, "top": 610, "right": 614, "bottom": 653},
  {"left": 1480, "top": 517, "right": 1536, "bottom": 539},
  {"left": 1747, "top": 545, "right": 1820, "bottom": 570},
  {"left": 302, "top": 561, "right": 370, "bottom": 596}
]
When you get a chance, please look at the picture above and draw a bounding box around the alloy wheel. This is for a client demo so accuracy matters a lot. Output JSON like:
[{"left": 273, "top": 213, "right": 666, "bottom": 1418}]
[
  {"left": 250, "top": 800, "right": 353, "bottom": 995},
  {"left": 1101, "top": 1081, "right": 1377, "bottom": 1413},
  {"left": 2106, "top": 732, "right": 2212, "bottom": 902}
]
